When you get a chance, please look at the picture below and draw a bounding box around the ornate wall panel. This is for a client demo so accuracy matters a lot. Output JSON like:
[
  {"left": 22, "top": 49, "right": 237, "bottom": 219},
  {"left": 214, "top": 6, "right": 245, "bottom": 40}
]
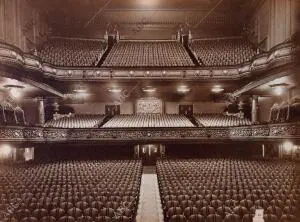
[{"left": 136, "top": 97, "right": 163, "bottom": 114}]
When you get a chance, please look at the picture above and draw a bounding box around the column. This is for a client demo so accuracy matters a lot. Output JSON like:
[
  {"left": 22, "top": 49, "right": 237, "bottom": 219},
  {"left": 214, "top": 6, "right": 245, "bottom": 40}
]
[
  {"left": 238, "top": 100, "right": 244, "bottom": 118},
  {"left": 251, "top": 95, "right": 259, "bottom": 123},
  {"left": 159, "top": 144, "right": 166, "bottom": 158},
  {"left": 36, "top": 97, "right": 45, "bottom": 125},
  {"left": 0, "top": 0, "right": 5, "bottom": 40},
  {"left": 134, "top": 144, "right": 140, "bottom": 159}
]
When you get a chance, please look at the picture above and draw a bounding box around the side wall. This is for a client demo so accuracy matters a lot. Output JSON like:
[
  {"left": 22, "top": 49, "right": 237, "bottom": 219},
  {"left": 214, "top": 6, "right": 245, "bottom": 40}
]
[
  {"left": 248, "top": 0, "right": 297, "bottom": 50},
  {"left": 0, "top": 0, "right": 49, "bottom": 52}
]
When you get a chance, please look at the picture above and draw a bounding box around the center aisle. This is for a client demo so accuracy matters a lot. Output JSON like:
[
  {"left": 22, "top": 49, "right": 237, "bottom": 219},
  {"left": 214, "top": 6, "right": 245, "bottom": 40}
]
[{"left": 136, "top": 166, "right": 164, "bottom": 222}]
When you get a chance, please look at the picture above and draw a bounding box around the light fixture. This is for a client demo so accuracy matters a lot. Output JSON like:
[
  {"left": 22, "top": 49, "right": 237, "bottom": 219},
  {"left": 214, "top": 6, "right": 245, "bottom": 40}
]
[
  {"left": 73, "top": 83, "right": 88, "bottom": 94},
  {"left": 269, "top": 83, "right": 289, "bottom": 96},
  {"left": 142, "top": 86, "right": 156, "bottom": 93},
  {"left": 73, "top": 88, "right": 87, "bottom": 93},
  {"left": 211, "top": 85, "right": 224, "bottom": 93},
  {"left": 283, "top": 141, "right": 293, "bottom": 152},
  {"left": 177, "top": 85, "right": 190, "bottom": 93},
  {"left": 10, "top": 88, "right": 22, "bottom": 99},
  {"left": 108, "top": 88, "right": 122, "bottom": 93},
  {"left": 3, "top": 84, "right": 24, "bottom": 99},
  {"left": 0, "top": 144, "right": 12, "bottom": 156}
]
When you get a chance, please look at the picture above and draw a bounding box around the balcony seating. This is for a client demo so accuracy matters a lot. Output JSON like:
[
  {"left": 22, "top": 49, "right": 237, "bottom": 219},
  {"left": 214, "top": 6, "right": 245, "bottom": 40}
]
[
  {"left": 190, "top": 37, "right": 256, "bottom": 66},
  {"left": 102, "top": 114, "right": 195, "bottom": 128},
  {"left": 102, "top": 41, "right": 195, "bottom": 67},
  {"left": 44, "top": 115, "right": 106, "bottom": 128},
  {"left": 289, "top": 98, "right": 300, "bottom": 122},
  {"left": 0, "top": 103, "right": 26, "bottom": 126},
  {"left": 1, "top": 160, "right": 142, "bottom": 222},
  {"left": 157, "top": 158, "right": 299, "bottom": 222},
  {"left": 194, "top": 114, "right": 252, "bottom": 127},
  {"left": 270, "top": 98, "right": 300, "bottom": 123},
  {"left": 38, "top": 38, "right": 106, "bottom": 67}
]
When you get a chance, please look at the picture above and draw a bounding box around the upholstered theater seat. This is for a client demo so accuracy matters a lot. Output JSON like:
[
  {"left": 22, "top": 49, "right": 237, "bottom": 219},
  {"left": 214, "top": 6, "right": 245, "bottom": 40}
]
[
  {"left": 102, "top": 41, "right": 195, "bottom": 67},
  {"left": 188, "top": 214, "right": 205, "bottom": 222},
  {"left": 38, "top": 38, "right": 106, "bottom": 67},
  {"left": 190, "top": 37, "right": 256, "bottom": 66},
  {"left": 169, "top": 214, "right": 187, "bottom": 222}
]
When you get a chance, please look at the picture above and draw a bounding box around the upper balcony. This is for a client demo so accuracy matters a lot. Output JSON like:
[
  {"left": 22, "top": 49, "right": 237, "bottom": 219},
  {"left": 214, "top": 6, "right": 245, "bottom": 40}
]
[{"left": 0, "top": 40, "right": 295, "bottom": 81}]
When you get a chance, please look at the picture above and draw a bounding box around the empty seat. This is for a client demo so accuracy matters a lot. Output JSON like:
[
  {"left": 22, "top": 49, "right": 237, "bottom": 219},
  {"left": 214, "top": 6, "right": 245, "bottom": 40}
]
[
  {"left": 38, "top": 38, "right": 106, "bottom": 67},
  {"left": 102, "top": 41, "right": 195, "bottom": 67},
  {"left": 190, "top": 37, "right": 256, "bottom": 66}
]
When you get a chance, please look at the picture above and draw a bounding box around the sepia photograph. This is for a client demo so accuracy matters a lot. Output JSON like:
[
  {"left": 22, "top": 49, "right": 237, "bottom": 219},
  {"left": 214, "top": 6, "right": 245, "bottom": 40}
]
[{"left": 0, "top": 0, "right": 299, "bottom": 221}]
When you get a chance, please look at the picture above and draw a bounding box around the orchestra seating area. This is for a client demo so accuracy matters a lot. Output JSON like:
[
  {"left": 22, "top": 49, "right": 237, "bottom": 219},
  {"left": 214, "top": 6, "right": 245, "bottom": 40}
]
[
  {"left": 38, "top": 38, "right": 106, "bottom": 66},
  {"left": 44, "top": 115, "right": 106, "bottom": 128},
  {"left": 0, "top": 160, "right": 142, "bottom": 222},
  {"left": 194, "top": 114, "right": 252, "bottom": 127},
  {"left": 157, "top": 158, "right": 299, "bottom": 222},
  {"left": 102, "top": 41, "right": 195, "bottom": 67},
  {"left": 190, "top": 38, "right": 256, "bottom": 66},
  {"left": 102, "top": 114, "right": 195, "bottom": 128}
]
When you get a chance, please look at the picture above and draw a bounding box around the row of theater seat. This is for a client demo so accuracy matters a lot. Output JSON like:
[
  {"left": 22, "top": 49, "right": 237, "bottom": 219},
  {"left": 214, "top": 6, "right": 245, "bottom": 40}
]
[
  {"left": 43, "top": 114, "right": 253, "bottom": 128},
  {"left": 0, "top": 160, "right": 142, "bottom": 222},
  {"left": 102, "top": 114, "right": 195, "bottom": 128},
  {"left": 157, "top": 158, "right": 299, "bottom": 222},
  {"left": 190, "top": 38, "right": 256, "bottom": 67},
  {"left": 194, "top": 114, "right": 252, "bottom": 127},
  {"left": 101, "top": 41, "right": 195, "bottom": 67},
  {"left": 44, "top": 115, "right": 106, "bottom": 128},
  {"left": 36, "top": 37, "right": 258, "bottom": 68},
  {"left": 38, "top": 38, "right": 106, "bottom": 67}
]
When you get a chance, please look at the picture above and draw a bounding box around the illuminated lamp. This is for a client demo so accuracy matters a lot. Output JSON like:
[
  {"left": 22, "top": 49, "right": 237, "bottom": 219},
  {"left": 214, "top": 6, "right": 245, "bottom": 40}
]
[
  {"left": 283, "top": 141, "right": 293, "bottom": 152},
  {"left": 3, "top": 84, "right": 24, "bottom": 99},
  {"left": 73, "top": 89, "right": 87, "bottom": 93},
  {"left": 211, "top": 85, "right": 224, "bottom": 93},
  {"left": 0, "top": 144, "right": 12, "bottom": 156},
  {"left": 177, "top": 85, "right": 190, "bottom": 93},
  {"left": 269, "top": 83, "right": 289, "bottom": 96},
  {"left": 142, "top": 86, "right": 156, "bottom": 93},
  {"left": 108, "top": 88, "right": 122, "bottom": 93}
]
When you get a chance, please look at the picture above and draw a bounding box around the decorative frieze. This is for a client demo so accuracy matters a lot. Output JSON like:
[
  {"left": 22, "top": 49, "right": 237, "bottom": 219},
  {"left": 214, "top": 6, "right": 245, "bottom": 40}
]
[
  {"left": 0, "top": 127, "right": 23, "bottom": 139},
  {"left": 269, "top": 124, "right": 297, "bottom": 136},
  {"left": 0, "top": 123, "right": 298, "bottom": 142}
]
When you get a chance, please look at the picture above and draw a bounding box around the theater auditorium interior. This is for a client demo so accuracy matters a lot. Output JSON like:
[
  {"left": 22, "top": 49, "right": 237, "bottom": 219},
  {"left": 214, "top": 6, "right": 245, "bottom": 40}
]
[{"left": 0, "top": 0, "right": 299, "bottom": 221}]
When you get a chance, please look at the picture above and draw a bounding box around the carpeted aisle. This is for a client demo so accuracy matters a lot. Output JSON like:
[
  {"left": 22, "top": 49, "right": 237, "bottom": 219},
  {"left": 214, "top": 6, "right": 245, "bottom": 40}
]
[{"left": 136, "top": 166, "right": 164, "bottom": 222}]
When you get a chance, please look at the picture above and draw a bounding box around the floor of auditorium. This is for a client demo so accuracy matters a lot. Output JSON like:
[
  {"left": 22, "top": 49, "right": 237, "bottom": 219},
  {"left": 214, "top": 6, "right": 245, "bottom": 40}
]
[{"left": 136, "top": 166, "right": 163, "bottom": 222}]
